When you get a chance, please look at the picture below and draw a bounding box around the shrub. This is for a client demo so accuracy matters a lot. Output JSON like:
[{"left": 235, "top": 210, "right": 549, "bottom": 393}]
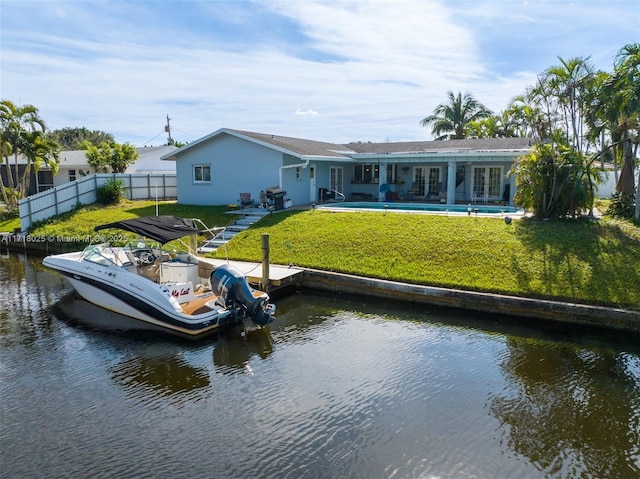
[
  {"left": 96, "top": 178, "right": 127, "bottom": 205},
  {"left": 510, "top": 143, "right": 599, "bottom": 219},
  {"left": 607, "top": 192, "right": 636, "bottom": 220}
]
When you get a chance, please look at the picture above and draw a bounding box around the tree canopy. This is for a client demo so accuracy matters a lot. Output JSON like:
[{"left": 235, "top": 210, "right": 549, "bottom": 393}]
[
  {"left": 47, "top": 127, "right": 114, "bottom": 150},
  {"left": 420, "top": 43, "right": 638, "bottom": 221},
  {"left": 420, "top": 91, "right": 492, "bottom": 140},
  {"left": 85, "top": 141, "right": 139, "bottom": 173}
]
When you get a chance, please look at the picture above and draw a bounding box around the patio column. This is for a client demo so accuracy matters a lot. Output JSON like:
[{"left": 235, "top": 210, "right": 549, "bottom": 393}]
[
  {"left": 379, "top": 162, "right": 387, "bottom": 202},
  {"left": 446, "top": 160, "right": 456, "bottom": 205}
]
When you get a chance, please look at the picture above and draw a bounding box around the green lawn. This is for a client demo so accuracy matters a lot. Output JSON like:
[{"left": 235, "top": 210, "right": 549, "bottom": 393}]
[
  {"left": 25, "top": 200, "right": 236, "bottom": 239},
  {"left": 16, "top": 200, "right": 640, "bottom": 310},
  {"left": 210, "top": 210, "right": 640, "bottom": 310},
  {"left": 0, "top": 216, "right": 20, "bottom": 233}
]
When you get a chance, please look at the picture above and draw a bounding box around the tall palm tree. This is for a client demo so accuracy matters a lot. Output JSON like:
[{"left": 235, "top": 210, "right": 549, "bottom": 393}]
[
  {"left": 420, "top": 91, "right": 492, "bottom": 140},
  {"left": 610, "top": 43, "right": 640, "bottom": 219},
  {"left": 542, "top": 56, "right": 594, "bottom": 152}
]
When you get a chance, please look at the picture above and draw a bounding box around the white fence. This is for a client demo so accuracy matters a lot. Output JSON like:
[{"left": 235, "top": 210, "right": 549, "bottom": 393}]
[{"left": 19, "top": 173, "right": 177, "bottom": 232}]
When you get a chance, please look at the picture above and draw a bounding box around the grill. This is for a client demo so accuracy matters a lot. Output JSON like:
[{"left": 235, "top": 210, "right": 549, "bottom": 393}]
[{"left": 265, "top": 186, "right": 287, "bottom": 210}]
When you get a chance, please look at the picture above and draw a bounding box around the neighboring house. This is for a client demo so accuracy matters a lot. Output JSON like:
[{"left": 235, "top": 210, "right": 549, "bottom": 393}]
[
  {"left": 1, "top": 145, "right": 177, "bottom": 195},
  {"left": 161, "top": 128, "right": 533, "bottom": 207}
]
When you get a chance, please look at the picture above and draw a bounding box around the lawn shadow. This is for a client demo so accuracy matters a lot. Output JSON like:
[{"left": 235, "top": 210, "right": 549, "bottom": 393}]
[{"left": 511, "top": 218, "right": 640, "bottom": 308}]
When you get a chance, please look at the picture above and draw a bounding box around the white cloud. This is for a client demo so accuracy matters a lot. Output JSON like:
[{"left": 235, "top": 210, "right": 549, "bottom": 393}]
[
  {"left": 295, "top": 109, "right": 320, "bottom": 117},
  {"left": 1, "top": 0, "right": 636, "bottom": 145}
]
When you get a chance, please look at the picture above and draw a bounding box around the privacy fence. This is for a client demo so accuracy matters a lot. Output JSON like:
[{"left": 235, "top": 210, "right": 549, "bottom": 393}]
[{"left": 19, "top": 173, "right": 177, "bottom": 232}]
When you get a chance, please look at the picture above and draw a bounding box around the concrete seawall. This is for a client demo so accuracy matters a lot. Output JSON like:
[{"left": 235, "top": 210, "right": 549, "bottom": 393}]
[{"left": 297, "top": 268, "right": 640, "bottom": 333}]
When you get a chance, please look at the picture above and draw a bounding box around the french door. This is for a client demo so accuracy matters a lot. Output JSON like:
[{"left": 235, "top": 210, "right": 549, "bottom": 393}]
[
  {"left": 330, "top": 166, "right": 343, "bottom": 194},
  {"left": 413, "top": 166, "right": 440, "bottom": 197},
  {"left": 473, "top": 166, "right": 502, "bottom": 202},
  {"left": 413, "top": 167, "right": 426, "bottom": 196}
]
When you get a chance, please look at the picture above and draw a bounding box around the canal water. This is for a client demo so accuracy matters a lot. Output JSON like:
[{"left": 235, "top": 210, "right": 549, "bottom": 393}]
[{"left": 1, "top": 252, "right": 639, "bottom": 479}]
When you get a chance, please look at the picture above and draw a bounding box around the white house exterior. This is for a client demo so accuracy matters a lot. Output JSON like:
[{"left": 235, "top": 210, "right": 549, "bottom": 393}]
[
  {"left": 55, "top": 145, "right": 177, "bottom": 187},
  {"left": 162, "top": 128, "right": 534, "bottom": 207},
  {"left": 2, "top": 145, "right": 178, "bottom": 194}
]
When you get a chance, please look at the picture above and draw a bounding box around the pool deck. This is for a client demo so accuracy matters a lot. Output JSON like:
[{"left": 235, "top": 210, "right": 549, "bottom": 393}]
[{"left": 314, "top": 201, "right": 528, "bottom": 217}]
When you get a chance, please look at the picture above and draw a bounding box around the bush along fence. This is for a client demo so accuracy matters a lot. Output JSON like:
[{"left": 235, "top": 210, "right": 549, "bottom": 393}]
[{"left": 18, "top": 173, "right": 177, "bottom": 232}]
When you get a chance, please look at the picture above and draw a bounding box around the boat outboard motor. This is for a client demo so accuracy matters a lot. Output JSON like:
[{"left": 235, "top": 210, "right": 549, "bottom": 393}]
[{"left": 210, "top": 265, "right": 276, "bottom": 327}]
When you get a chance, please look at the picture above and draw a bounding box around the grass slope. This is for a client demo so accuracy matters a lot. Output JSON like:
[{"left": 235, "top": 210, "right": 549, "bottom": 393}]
[
  {"left": 27, "top": 201, "right": 235, "bottom": 239},
  {"left": 211, "top": 210, "right": 640, "bottom": 310}
]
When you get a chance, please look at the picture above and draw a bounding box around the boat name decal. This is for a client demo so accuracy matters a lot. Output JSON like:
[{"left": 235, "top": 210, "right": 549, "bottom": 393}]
[{"left": 171, "top": 287, "right": 192, "bottom": 298}]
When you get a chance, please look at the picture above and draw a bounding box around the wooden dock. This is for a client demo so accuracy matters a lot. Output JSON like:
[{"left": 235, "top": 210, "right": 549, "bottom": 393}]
[{"left": 197, "top": 257, "right": 303, "bottom": 290}]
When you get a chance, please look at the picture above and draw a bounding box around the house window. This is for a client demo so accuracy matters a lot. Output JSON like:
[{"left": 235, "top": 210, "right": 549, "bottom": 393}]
[
  {"left": 296, "top": 166, "right": 302, "bottom": 181},
  {"left": 69, "top": 169, "right": 76, "bottom": 182},
  {"left": 193, "top": 165, "right": 211, "bottom": 183},
  {"left": 353, "top": 164, "right": 379, "bottom": 184}
]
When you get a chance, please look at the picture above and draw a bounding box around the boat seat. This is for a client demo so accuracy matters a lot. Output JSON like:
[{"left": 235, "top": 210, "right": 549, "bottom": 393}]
[
  {"left": 125, "top": 251, "right": 139, "bottom": 266},
  {"left": 181, "top": 294, "right": 216, "bottom": 315}
]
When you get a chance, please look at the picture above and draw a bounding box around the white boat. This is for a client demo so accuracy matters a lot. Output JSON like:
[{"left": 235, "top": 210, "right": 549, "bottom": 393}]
[{"left": 43, "top": 216, "right": 276, "bottom": 336}]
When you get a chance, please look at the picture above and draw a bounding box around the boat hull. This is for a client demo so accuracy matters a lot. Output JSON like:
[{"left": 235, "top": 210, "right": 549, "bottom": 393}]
[{"left": 44, "top": 255, "right": 238, "bottom": 336}]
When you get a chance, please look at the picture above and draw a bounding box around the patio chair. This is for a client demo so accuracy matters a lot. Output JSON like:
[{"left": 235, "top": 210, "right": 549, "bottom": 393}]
[{"left": 407, "top": 182, "right": 420, "bottom": 200}]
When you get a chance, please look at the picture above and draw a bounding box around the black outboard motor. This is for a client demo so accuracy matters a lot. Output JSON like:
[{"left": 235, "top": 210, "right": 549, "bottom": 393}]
[{"left": 210, "top": 265, "right": 276, "bottom": 327}]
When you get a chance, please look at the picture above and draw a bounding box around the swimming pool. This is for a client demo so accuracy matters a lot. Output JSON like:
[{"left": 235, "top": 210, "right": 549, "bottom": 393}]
[{"left": 318, "top": 201, "right": 525, "bottom": 216}]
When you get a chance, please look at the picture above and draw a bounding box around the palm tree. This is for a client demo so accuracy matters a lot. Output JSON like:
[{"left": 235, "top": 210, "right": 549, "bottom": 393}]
[
  {"left": 0, "top": 100, "right": 58, "bottom": 208},
  {"left": 0, "top": 100, "right": 46, "bottom": 202},
  {"left": 420, "top": 91, "right": 492, "bottom": 140},
  {"left": 542, "top": 56, "right": 594, "bottom": 152},
  {"left": 0, "top": 138, "right": 12, "bottom": 206},
  {"left": 609, "top": 43, "right": 640, "bottom": 219},
  {"left": 20, "top": 132, "right": 60, "bottom": 195},
  {"left": 504, "top": 95, "right": 549, "bottom": 141}
]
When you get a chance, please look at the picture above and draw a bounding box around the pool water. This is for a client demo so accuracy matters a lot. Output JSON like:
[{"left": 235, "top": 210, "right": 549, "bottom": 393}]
[{"left": 319, "top": 201, "right": 524, "bottom": 215}]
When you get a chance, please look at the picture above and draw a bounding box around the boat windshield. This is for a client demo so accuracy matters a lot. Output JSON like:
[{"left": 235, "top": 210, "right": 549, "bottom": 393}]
[{"left": 81, "top": 243, "right": 125, "bottom": 267}]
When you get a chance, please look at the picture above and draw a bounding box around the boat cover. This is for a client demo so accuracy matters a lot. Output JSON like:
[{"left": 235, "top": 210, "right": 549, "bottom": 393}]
[{"left": 95, "top": 216, "right": 201, "bottom": 244}]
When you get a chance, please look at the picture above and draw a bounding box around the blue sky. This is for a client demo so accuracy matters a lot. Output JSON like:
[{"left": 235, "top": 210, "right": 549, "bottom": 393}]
[{"left": 1, "top": 0, "right": 638, "bottom": 146}]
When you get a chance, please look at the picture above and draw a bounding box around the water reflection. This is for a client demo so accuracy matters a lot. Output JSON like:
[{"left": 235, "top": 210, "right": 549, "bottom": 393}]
[
  {"left": 2, "top": 253, "right": 640, "bottom": 478},
  {"left": 489, "top": 337, "right": 640, "bottom": 478},
  {"left": 213, "top": 327, "right": 274, "bottom": 373},
  {"left": 53, "top": 292, "right": 277, "bottom": 392},
  {"left": 0, "top": 252, "right": 67, "bottom": 342}
]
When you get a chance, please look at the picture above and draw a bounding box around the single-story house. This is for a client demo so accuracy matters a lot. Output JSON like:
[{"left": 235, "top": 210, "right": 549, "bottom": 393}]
[
  {"left": 1, "top": 145, "right": 177, "bottom": 195},
  {"left": 161, "top": 128, "right": 534, "bottom": 207}
]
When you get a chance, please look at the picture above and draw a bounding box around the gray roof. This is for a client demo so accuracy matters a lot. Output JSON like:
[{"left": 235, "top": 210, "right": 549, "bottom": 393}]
[
  {"left": 163, "top": 127, "right": 534, "bottom": 161},
  {"left": 229, "top": 129, "right": 355, "bottom": 158},
  {"left": 232, "top": 130, "right": 533, "bottom": 157},
  {"left": 345, "top": 137, "right": 533, "bottom": 155}
]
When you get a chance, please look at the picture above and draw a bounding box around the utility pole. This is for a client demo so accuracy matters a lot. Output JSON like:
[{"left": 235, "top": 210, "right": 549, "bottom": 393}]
[{"left": 164, "top": 114, "right": 173, "bottom": 145}]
